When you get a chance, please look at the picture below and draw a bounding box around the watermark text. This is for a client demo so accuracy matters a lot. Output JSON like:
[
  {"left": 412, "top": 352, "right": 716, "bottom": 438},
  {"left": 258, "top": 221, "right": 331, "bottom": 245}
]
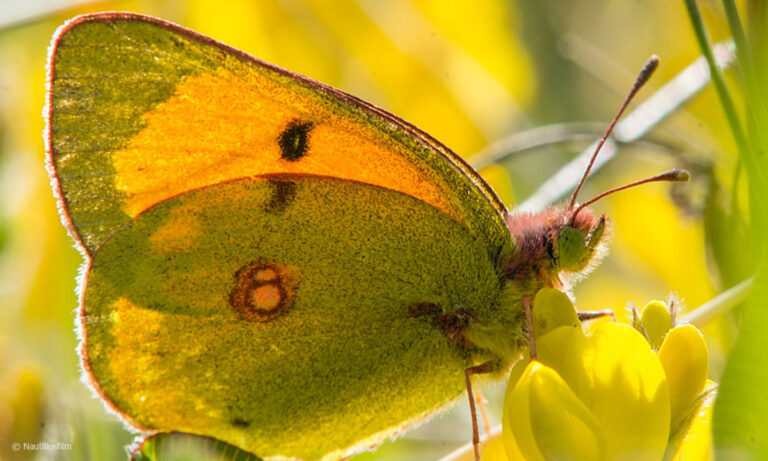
[{"left": 11, "top": 441, "right": 72, "bottom": 452}]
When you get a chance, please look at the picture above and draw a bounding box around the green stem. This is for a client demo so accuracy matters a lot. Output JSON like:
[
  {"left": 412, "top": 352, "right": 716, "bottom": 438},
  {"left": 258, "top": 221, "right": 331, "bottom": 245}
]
[
  {"left": 722, "top": 0, "right": 751, "bottom": 67},
  {"left": 685, "top": 0, "right": 768, "bottom": 255},
  {"left": 683, "top": 0, "right": 750, "bottom": 165},
  {"left": 721, "top": 0, "right": 768, "bottom": 177}
]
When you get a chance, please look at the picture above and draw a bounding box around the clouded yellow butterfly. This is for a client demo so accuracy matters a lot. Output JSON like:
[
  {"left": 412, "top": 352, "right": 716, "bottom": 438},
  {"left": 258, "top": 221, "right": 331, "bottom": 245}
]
[{"left": 45, "top": 11, "right": 685, "bottom": 461}]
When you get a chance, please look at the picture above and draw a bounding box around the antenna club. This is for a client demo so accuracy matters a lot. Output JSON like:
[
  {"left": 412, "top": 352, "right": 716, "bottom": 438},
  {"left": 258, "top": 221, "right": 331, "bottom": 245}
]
[
  {"left": 633, "top": 55, "right": 661, "bottom": 94},
  {"left": 667, "top": 168, "right": 690, "bottom": 181}
]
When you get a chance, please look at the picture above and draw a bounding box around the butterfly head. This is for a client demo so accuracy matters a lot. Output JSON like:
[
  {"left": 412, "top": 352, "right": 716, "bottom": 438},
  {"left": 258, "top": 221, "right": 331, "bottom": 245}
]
[
  {"left": 503, "top": 166, "right": 688, "bottom": 291},
  {"left": 503, "top": 205, "right": 609, "bottom": 290}
]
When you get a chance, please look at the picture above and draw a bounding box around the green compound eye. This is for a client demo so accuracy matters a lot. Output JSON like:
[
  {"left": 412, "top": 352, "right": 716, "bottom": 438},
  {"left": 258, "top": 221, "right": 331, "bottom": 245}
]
[{"left": 556, "top": 226, "right": 587, "bottom": 270}]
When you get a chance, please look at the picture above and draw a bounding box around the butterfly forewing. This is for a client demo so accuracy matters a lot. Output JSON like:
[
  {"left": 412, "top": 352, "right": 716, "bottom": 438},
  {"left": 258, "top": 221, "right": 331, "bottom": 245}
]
[{"left": 46, "top": 13, "right": 510, "bottom": 258}]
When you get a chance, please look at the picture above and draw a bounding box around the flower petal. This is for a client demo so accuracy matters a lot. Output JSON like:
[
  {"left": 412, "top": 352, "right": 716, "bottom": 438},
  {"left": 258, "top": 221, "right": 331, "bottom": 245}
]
[
  {"left": 640, "top": 301, "right": 672, "bottom": 349},
  {"left": 528, "top": 363, "right": 605, "bottom": 460},
  {"left": 481, "top": 435, "right": 511, "bottom": 461},
  {"left": 504, "top": 361, "right": 604, "bottom": 461},
  {"left": 657, "top": 325, "right": 708, "bottom": 433},
  {"left": 537, "top": 323, "right": 670, "bottom": 461},
  {"left": 532, "top": 288, "right": 581, "bottom": 337},
  {"left": 589, "top": 324, "right": 670, "bottom": 460},
  {"left": 503, "top": 362, "right": 546, "bottom": 461},
  {"left": 665, "top": 380, "right": 716, "bottom": 461}
]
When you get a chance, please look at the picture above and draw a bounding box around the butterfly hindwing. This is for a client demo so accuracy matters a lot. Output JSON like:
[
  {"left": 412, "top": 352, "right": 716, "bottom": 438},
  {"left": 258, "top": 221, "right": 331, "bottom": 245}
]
[{"left": 84, "top": 175, "right": 503, "bottom": 459}]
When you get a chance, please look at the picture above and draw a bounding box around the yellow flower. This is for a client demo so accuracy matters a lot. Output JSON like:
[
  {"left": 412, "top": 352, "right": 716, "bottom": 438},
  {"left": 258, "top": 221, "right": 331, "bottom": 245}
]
[{"left": 485, "top": 289, "right": 714, "bottom": 461}]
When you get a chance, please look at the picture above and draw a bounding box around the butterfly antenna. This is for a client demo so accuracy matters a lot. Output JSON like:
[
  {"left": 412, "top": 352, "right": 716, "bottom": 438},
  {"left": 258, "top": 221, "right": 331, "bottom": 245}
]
[
  {"left": 571, "top": 168, "right": 690, "bottom": 219},
  {"left": 566, "top": 55, "right": 661, "bottom": 214}
]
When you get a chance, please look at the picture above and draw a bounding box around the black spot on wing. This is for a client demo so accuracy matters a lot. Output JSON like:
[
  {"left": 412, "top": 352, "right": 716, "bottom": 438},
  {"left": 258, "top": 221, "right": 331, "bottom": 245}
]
[
  {"left": 278, "top": 120, "right": 313, "bottom": 161},
  {"left": 231, "top": 417, "right": 251, "bottom": 428},
  {"left": 266, "top": 179, "right": 297, "bottom": 214}
]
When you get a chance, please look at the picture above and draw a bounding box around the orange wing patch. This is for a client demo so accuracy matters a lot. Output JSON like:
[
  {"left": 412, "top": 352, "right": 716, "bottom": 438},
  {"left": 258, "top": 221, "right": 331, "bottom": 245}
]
[
  {"left": 148, "top": 207, "right": 202, "bottom": 254},
  {"left": 113, "top": 69, "right": 456, "bottom": 220},
  {"left": 105, "top": 297, "right": 220, "bottom": 424}
]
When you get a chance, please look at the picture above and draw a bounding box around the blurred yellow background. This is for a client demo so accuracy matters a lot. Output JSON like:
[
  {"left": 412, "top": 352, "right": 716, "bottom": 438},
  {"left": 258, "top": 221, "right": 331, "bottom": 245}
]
[{"left": 0, "top": 0, "right": 742, "bottom": 459}]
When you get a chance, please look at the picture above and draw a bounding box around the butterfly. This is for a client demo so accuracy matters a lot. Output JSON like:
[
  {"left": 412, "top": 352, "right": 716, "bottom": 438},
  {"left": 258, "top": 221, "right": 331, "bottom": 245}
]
[{"left": 45, "top": 11, "right": 685, "bottom": 461}]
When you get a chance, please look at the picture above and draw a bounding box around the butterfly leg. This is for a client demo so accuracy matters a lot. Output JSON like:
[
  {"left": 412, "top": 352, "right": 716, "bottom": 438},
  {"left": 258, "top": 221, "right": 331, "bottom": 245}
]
[
  {"left": 475, "top": 390, "right": 492, "bottom": 436},
  {"left": 465, "top": 361, "right": 495, "bottom": 461},
  {"left": 523, "top": 294, "right": 536, "bottom": 359},
  {"left": 577, "top": 309, "right": 616, "bottom": 322}
]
